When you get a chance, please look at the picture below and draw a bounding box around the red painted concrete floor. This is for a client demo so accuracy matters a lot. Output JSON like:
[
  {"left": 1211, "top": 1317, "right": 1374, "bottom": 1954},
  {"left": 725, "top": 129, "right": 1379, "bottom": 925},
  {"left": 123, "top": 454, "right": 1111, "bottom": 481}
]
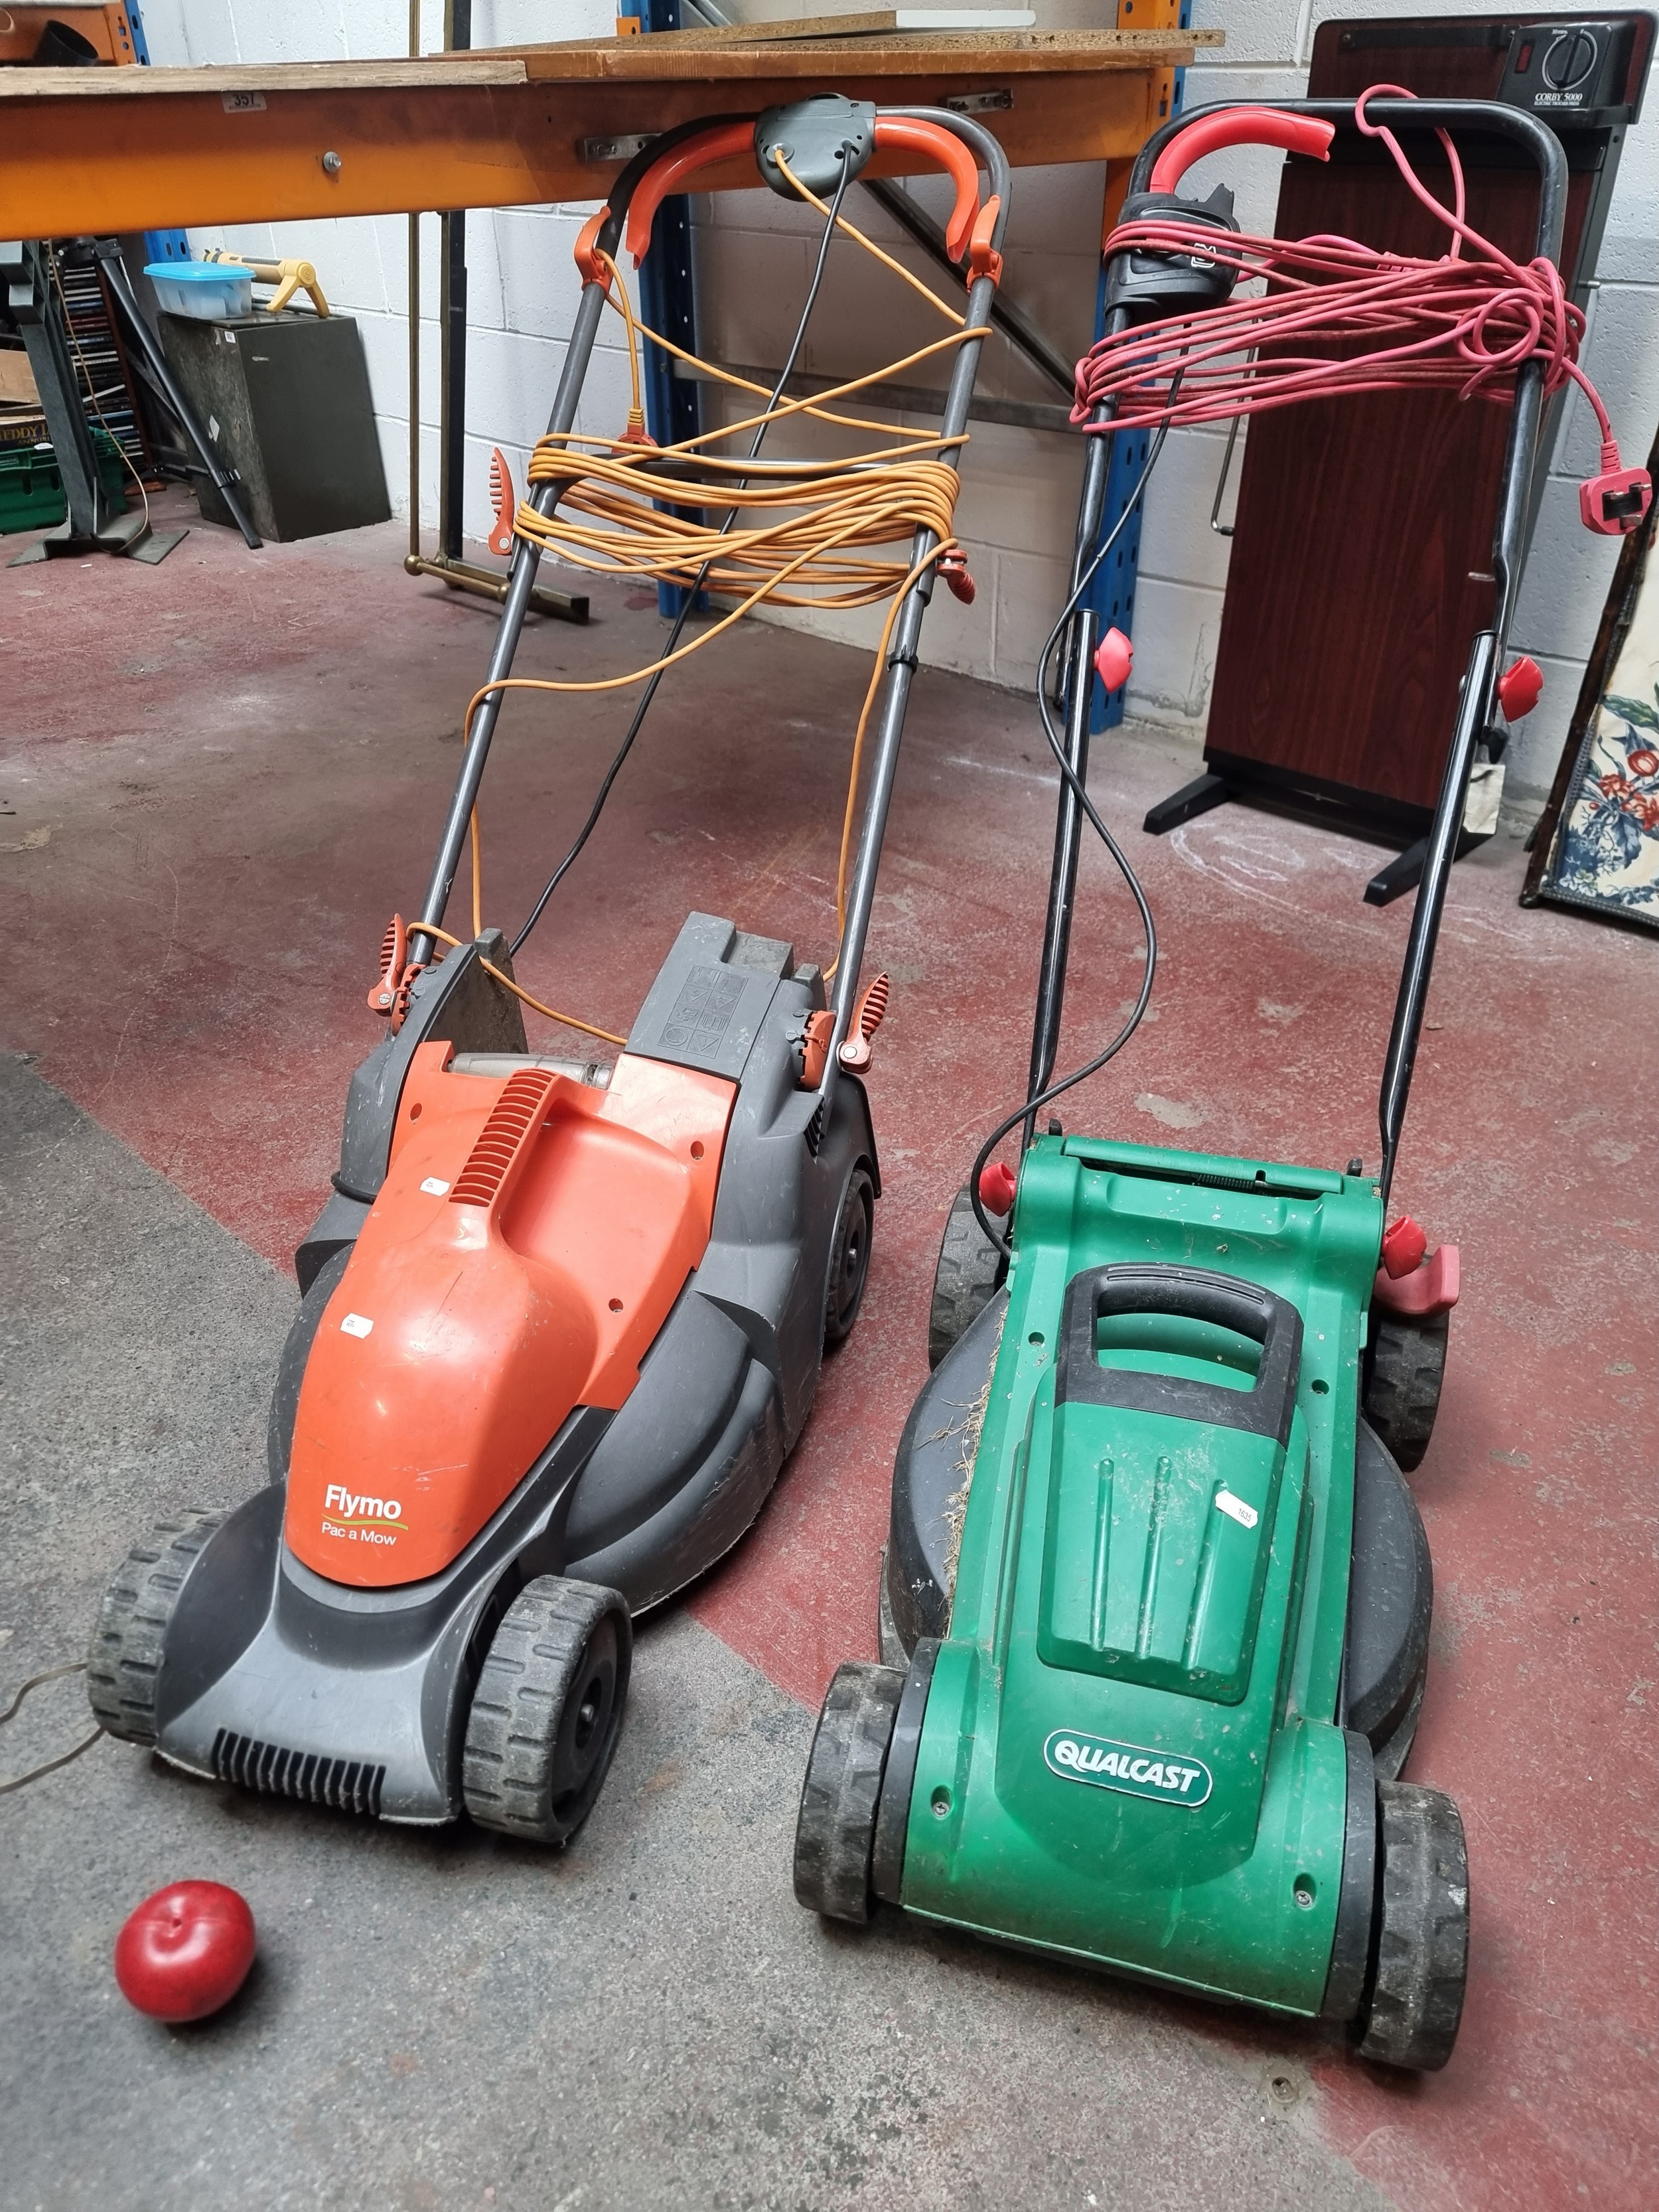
[{"left": 5, "top": 492, "right": 1655, "bottom": 2210}]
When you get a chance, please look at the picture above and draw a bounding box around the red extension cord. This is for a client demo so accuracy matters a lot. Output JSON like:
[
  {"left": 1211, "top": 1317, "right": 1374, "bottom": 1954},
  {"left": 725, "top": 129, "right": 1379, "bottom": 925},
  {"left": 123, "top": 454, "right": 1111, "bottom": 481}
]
[{"left": 1074, "top": 86, "right": 1652, "bottom": 538}]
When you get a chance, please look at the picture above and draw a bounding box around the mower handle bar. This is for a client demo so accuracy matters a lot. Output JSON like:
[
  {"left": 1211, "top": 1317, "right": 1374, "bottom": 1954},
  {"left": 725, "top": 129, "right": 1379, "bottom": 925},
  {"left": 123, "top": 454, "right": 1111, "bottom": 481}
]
[
  {"left": 1146, "top": 109, "right": 1334, "bottom": 194},
  {"left": 1129, "top": 96, "right": 1566, "bottom": 265},
  {"left": 410, "top": 104, "right": 1007, "bottom": 1056},
  {"left": 1023, "top": 97, "right": 1567, "bottom": 1203},
  {"left": 624, "top": 110, "right": 999, "bottom": 269}
]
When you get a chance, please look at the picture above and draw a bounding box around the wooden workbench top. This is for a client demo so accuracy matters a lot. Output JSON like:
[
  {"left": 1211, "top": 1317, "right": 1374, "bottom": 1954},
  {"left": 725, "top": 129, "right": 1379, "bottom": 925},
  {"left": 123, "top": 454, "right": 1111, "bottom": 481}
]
[{"left": 0, "top": 26, "right": 1218, "bottom": 98}]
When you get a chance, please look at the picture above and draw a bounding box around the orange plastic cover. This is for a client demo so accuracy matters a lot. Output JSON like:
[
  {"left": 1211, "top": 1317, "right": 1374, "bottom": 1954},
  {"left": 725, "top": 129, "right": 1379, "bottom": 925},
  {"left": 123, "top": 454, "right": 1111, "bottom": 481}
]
[{"left": 284, "top": 1048, "right": 735, "bottom": 1587}]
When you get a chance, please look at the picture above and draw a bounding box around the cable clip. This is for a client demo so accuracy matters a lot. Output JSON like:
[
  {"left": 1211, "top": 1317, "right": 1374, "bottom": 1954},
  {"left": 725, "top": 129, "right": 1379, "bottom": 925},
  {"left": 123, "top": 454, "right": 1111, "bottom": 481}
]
[
  {"left": 838, "top": 972, "right": 889, "bottom": 1072},
  {"left": 573, "top": 210, "right": 611, "bottom": 289},
  {"left": 966, "top": 196, "right": 1003, "bottom": 287}
]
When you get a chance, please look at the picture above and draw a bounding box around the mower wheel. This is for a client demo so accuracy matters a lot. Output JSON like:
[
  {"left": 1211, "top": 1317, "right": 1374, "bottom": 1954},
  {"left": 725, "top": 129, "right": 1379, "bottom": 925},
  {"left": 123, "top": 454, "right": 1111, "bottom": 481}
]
[
  {"left": 87, "top": 1511, "right": 226, "bottom": 1743},
  {"left": 794, "top": 1659, "right": 904, "bottom": 1923},
  {"left": 824, "top": 1165, "right": 875, "bottom": 1349},
  {"left": 1362, "top": 1311, "right": 1448, "bottom": 1474},
  {"left": 928, "top": 1184, "right": 1005, "bottom": 1370},
  {"left": 463, "top": 1576, "right": 632, "bottom": 1847},
  {"left": 1354, "top": 1781, "right": 1469, "bottom": 2072}
]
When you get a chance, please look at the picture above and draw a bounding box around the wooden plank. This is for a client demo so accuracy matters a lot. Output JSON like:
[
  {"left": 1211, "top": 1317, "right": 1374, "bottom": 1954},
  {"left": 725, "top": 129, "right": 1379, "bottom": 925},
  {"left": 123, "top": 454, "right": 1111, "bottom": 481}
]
[
  {"left": 0, "top": 37, "right": 1210, "bottom": 234},
  {"left": 0, "top": 29, "right": 1218, "bottom": 99},
  {"left": 532, "top": 11, "right": 914, "bottom": 49}
]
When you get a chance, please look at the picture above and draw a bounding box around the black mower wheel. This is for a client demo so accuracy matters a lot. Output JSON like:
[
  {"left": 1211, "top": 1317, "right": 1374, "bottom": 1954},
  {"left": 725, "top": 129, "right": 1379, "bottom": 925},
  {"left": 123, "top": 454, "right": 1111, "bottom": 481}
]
[
  {"left": 823, "top": 1165, "right": 875, "bottom": 1349},
  {"left": 927, "top": 1183, "right": 1005, "bottom": 1370},
  {"left": 1362, "top": 1311, "right": 1448, "bottom": 1475},
  {"left": 267, "top": 1244, "right": 352, "bottom": 1482},
  {"left": 1354, "top": 1780, "right": 1469, "bottom": 2072},
  {"left": 86, "top": 1511, "right": 225, "bottom": 1743},
  {"left": 463, "top": 1576, "right": 632, "bottom": 1847},
  {"left": 794, "top": 1659, "right": 904, "bottom": 1923}
]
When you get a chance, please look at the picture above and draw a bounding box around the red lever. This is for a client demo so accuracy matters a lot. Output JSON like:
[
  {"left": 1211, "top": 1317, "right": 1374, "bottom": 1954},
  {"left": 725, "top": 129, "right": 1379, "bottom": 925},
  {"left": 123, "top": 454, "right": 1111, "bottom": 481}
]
[
  {"left": 1381, "top": 1215, "right": 1428, "bottom": 1280},
  {"left": 626, "top": 121, "right": 758, "bottom": 265},
  {"left": 871, "top": 117, "right": 983, "bottom": 262},
  {"left": 1495, "top": 655, "right": 1543, "bottom": 722},
  {"left": 1147, "top": 108, "right": 1335, "bottom": 194},
  {"left": 1094, "top": 626, "right": 1133, "bottom": 693},
  {"left": 979, "top": 1159, "right": 1017, "bottom": 1217}
]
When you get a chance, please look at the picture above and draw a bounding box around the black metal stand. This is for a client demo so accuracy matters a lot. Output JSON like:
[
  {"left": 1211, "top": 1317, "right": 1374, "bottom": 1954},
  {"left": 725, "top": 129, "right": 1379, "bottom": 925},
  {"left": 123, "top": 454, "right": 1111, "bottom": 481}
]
[
  {"left": 3, "top": 239, "right": 186, "bottom": 566},
  {"left": 1142, "top": 770, "right": 1233, "bottom": 836}
]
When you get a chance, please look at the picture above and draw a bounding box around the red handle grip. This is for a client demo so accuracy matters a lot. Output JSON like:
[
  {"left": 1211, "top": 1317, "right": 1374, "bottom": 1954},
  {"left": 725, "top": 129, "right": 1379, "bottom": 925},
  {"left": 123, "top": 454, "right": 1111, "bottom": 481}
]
[
  {"left": 625, "top": 120, "right": 759, "bottom": 266},
  {"left": 1147, "top": 108, "right": 1334, "bottom": 194}
]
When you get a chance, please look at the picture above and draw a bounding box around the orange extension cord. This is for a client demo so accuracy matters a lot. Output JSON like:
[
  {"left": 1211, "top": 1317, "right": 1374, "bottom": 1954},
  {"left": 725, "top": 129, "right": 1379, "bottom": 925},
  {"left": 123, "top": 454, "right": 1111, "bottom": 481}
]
[{"left": 443, "top": 151, "right": 990, "bottom": 1041}]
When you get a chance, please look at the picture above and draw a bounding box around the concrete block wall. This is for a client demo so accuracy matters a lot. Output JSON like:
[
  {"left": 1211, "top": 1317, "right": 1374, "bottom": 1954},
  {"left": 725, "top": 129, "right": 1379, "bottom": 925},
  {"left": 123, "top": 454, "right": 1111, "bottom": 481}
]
[{"left": 143, "top": 0, "right": 1658, "bottom": 798}]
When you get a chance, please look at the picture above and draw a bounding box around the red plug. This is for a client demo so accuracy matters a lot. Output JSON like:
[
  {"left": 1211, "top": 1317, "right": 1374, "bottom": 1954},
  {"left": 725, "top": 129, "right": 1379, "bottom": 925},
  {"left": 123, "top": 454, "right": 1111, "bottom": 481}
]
[
  {"left": 1381, "top": 1215, "right": 1429, "bottom": 1279},
  {"left": 1496, "top": 655, "right": 1544, "bottom": 722},
  {"left": 1580, "top": 441, "right": 1652, "bottom": 536},
  {"left": 978, "top": 1159, "right": 1017, "bottom": 1217},
  {"left": 1094, "top": 626, "right": 1133, "bottom": 693}
]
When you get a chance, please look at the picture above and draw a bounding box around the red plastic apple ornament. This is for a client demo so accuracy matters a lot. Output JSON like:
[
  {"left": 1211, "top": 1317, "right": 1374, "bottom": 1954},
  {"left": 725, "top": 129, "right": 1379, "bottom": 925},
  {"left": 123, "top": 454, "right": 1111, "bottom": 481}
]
[{"left": 114, "top": 1881, "right": 256, "bottom": 2022}]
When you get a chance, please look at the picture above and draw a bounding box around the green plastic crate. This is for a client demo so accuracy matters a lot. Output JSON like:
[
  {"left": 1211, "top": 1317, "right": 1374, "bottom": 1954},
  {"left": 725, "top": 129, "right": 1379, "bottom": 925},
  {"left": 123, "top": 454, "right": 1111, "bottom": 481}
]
[{"left": 0, "top": 427, "right": 129, "bottom": 535}]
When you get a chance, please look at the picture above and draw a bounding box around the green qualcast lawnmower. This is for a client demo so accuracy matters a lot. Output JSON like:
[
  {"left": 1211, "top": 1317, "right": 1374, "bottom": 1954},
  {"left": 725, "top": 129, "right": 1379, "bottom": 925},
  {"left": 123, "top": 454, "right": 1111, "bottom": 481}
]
[{"left": 789, "top": 92, "right": 1632, "bottom": 2071}]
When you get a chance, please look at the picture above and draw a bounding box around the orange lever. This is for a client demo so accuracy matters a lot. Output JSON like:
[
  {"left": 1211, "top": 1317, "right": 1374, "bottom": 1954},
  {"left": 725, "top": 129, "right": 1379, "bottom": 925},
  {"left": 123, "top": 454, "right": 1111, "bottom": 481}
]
[
  {"left": 368, "top": 914, "right": 408, "bottom": 1017},
  {"left": 488, "top": 448, "right": 516, "bottom": 558},
  {"left": 838, "top": 972, "right": 890, "bottom": 1072}
]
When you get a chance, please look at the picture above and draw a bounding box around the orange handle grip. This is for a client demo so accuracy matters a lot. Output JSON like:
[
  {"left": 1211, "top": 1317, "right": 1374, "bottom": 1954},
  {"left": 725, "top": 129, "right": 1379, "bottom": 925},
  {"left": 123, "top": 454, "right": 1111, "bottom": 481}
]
[
  {"left": 624, "top": 112, "right": 987, "bottom": 269},
  {"left": 870, "top": 117, "right": 983, "bottom": 262},
  {"left": 625, "top": 120, "right": 759, "bottom": 265},
  {"left": 1147, "top": 108, "right": 1334, "bottom": 194}
]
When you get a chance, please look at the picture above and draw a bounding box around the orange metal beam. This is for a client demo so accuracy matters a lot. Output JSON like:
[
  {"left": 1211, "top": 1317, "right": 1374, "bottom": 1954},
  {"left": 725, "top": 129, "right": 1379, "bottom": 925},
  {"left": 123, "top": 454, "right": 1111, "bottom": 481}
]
[{"left": 0, "top": 32, "right": 1214, "bottom": 237}]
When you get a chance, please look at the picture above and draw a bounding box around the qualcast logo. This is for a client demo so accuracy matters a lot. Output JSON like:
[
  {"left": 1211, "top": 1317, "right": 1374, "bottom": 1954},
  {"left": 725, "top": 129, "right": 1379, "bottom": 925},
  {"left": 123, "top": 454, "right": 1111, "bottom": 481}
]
[
  {"left": 321, "top": 1484, "right": 407, "bottom": 1548},
  {"left": 1044, "top": 1729, "right": 1212, "bottom": 1807}
]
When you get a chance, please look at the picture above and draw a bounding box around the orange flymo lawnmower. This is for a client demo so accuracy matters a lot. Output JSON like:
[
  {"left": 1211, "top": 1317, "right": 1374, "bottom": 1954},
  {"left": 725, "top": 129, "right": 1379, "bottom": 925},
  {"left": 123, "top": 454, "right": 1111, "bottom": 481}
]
[{"left": 87, "top": 98, "right": 1011, "bottom": 1844}]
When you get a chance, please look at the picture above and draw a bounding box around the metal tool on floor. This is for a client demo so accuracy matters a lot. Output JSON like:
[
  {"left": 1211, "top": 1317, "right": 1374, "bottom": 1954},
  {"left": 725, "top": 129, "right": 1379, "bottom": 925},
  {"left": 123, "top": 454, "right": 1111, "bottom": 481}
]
[
  {"left": 88, "top": 98, "right": 1011, "bottom": 1849},
  {"left": 794, "top": 94, "right": 1650, "bottom": 2073}
]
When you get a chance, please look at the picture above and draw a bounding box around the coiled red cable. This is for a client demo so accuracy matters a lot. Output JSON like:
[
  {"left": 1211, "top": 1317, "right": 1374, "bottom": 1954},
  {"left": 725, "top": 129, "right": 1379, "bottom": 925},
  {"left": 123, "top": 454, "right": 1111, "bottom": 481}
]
[{"left": 1074, "top": 86, "right": 1641, "bottom": 515}]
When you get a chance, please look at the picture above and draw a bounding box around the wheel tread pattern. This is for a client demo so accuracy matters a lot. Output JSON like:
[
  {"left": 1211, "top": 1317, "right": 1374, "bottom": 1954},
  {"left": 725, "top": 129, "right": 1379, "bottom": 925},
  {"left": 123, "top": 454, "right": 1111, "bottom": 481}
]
[
  {"left": 86, "top": 1512, "right": 224, "bottom": 1743},
  {"left": 1356, "top": 1779, "right": 1469, "bottom": 2071},
  {"left": 794, "top": 1660, "right": 904, "bottom": 1923},
  {"left": 928, "top": 1185, "right": 1004, "bottom": 1370},
  {"left": 1363, "top": 1313, "right": 1448, "bottom": 1473},
  {"left": 463, "top": 1576, "right": 630, "bottom": 1846}
]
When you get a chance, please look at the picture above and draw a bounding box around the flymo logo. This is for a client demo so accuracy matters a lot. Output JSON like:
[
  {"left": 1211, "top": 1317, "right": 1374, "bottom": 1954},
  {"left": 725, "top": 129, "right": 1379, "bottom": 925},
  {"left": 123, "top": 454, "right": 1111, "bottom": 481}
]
[
  {"left": 1044, "top": 1730, "right": 1212, "bottom": 1807},
  {"left": 321, "top": 1484, "right": 407, "bottom": 1546}
]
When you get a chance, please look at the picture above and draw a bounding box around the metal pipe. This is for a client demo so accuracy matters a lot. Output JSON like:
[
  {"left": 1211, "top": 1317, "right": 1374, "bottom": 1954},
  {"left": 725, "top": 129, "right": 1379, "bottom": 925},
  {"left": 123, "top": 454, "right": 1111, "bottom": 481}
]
[
  {"left": 403, "top": 550, "right": 588, "bottom": 622},
  {"left": 92, "top": 241, "right": 261, "bottom": 548},
  {"left": 407, "top": 0, "right": 420, "bottom": 561},
  {"left": 861, "top": 176, "right": 1076, "bottom": 401},
  {"left": 409, "top": 276, "right": 610, "bottom": 963},
  {"left": 1376, "top": 361, "right": 1544, "bottom": 1203},
  {"left": 818, "top": 248, "right": 1002, "bottom": 1120}
]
